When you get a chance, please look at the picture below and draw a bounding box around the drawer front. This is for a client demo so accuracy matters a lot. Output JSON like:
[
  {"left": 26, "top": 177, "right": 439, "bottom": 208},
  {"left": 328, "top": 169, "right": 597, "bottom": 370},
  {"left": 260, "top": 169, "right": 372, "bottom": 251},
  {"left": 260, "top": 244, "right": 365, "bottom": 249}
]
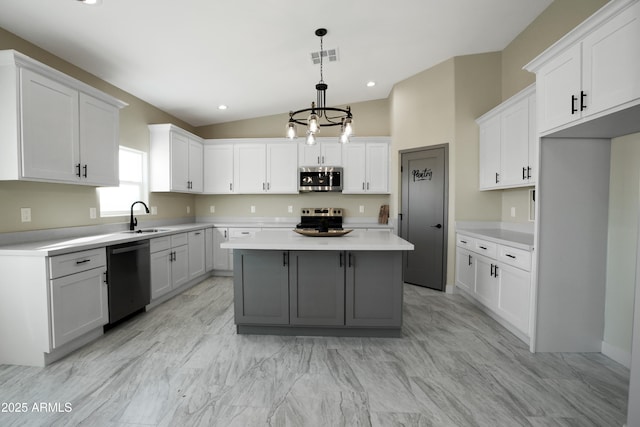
[
  {"left": 49, "top": 248, "right": 106, "bottom": 279},
  {"left": 473, "top": 239, "right": 497, "bottom": 258},
  {"left": 229, "top": 228, "right": 260, "bottom": 238},
  {"left": 498, "top": 245, "right": 531, "bottom": 271},
  {"left": 171, "top": 233, "right": 188, "bottom": 247},
  {"left": 150, "top": 236, "right": 171, "bottom": 253},
  {"left": 456, "top": 234, "right": 475, "bottom": 249}
]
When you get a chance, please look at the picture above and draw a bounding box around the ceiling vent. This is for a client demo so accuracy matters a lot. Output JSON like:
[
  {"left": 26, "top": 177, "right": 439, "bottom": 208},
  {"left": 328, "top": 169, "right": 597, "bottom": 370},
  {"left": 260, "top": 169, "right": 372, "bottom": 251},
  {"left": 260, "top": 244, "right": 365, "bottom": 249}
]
[{"left": 310, "top": 48, "right": 339, "bottom": 65}]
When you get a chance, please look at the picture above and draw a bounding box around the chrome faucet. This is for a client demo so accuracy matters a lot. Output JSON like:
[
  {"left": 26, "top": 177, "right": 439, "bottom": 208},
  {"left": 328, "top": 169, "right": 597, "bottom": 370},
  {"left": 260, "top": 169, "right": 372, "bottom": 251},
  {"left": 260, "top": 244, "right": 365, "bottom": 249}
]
[{"left": 130, "top": 201, "right": 150, "bottom": 230}]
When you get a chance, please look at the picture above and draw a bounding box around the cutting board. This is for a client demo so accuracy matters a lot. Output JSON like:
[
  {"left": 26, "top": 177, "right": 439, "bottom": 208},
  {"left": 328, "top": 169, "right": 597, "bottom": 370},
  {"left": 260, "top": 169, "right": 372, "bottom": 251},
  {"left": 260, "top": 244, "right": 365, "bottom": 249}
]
[{"left": 378, "top": 204, "right": 389, "bottom": 224}]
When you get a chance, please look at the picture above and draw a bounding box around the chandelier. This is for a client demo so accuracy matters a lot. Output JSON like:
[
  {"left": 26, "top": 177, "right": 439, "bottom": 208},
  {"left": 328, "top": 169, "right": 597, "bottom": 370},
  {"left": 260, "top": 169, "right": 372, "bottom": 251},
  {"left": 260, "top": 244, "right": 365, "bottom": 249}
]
[{"left": 286, "top": 28, "right": 354, "bottom": 145}]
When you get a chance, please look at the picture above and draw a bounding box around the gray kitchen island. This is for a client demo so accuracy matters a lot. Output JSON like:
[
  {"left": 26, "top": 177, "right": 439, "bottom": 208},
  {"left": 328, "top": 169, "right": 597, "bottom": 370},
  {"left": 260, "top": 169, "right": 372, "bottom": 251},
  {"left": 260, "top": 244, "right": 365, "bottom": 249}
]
[{"left": 220, "top": 229, "right": 414, "bottom": 337}]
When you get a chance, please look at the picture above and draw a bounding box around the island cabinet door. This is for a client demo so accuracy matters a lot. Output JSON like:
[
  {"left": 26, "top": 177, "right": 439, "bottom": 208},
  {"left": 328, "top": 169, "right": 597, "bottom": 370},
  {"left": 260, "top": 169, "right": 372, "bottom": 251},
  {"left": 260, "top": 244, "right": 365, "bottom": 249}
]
[
  {"left": 289, "top": 251, "right": 345, "bottom": 326},
  {"left": 345, "top": 251, "right": 403, "bottom": 327},
  {"left": 233, "top": 250, "right": 289, "bottom": 325}
]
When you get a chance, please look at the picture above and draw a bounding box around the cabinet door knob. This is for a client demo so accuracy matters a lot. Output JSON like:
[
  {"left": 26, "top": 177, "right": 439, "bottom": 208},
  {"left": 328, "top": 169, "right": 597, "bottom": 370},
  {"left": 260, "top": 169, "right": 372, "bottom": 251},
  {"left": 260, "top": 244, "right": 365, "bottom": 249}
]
[
  {"left": 83, "top": 164, "right": 88, "bottom": 178},
  {"left": 580, "top": 91, "right": 587, "bottom": 111},
  {"left": 76, "top": 163, "right": 82, "bottom": 177},
  {"left": 430, "top": 224, "right": 442, "bottom": 229},
  {"left": 571, "top": 94, "right": 578, "bottom": 114}
]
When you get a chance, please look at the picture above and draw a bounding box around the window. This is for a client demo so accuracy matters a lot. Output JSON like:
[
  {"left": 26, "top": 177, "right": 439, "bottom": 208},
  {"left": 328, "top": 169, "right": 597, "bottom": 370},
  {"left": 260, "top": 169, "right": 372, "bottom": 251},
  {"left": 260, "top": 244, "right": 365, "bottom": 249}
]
[{"left": 98, "top": 146, "right": 148, "bottom": 217}]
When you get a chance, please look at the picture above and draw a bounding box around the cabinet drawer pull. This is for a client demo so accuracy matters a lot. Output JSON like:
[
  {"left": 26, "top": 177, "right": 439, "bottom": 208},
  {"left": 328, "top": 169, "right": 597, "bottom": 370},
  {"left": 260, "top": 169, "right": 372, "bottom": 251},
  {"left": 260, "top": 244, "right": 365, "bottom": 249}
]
[
  {"left": 194, "top": 232, "right": 201, "bottom": 235},
  {"left": 339, "top": 252, "right": 343, "bottom": 267},
  {"left": 527, "top": 166, "right": 532, "bottom": 180},
  {"left": 522, "top": 167, "right": 527, "bottom": 180},
  {"left": 468, "top": 254, "right": 472, "bottom": 266},
  {"left": 571, "top": 94, "right": 578, "bottom": 114},
  {"left": 460, "top": 240, "right": 467, "bottom": 244},
  {"left": 506, "top": 254, "right": 516, "bottom": 259},
  {"left": 82, "top": 164, "right": 88, "bottom": 178},
  {"left": 494, "top": 265, "right": 499, "bottom": 277},
  {"left": 490, "top": 264, "right": 494, "bottom": 276},
  {"left": 75, "top": 259, "right": 91, "bottom": 265},
  {"left": 76, "top": 163, "right": 81, "bottom": 178},
  {"left": 495, "top": 173, "right": 500, "bottom": 183},
  {"left": 348, "top": 253, "right": 354, "bottom": 268},
  {"left": 230, "top": 183, "right": 233, "bottom": 191},
  {"left": 321, "top": 156, "right": 325, "bottom": 164},
  {"left": 283, "top": 252, "right": 287, "bottom": 267},
  {"left": 580, "top": 90, "right": 587, "bottom": 111},
  {"left": 479, "top": 245, "right": 487, "bottom": 250}
]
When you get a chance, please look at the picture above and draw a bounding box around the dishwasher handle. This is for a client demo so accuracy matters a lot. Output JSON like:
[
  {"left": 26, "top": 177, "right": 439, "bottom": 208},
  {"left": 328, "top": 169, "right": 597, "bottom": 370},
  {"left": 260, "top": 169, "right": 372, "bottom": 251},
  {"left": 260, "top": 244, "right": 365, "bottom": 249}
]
[{"left": 110, "top": 240, "right": 150, "bottom": 255}]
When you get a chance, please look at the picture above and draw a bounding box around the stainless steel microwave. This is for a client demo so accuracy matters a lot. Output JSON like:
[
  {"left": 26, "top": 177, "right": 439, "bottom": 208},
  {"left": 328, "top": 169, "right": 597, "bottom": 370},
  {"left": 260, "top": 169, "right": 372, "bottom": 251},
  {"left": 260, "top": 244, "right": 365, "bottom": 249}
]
[{"left": 299, "top": 167, "right": 343, "bottom": 192}]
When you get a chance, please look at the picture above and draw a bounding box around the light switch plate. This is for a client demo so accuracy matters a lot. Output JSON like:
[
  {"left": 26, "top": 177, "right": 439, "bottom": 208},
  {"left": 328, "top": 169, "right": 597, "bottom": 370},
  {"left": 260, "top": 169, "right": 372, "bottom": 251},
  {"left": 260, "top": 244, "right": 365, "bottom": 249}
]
[
  {"left": 359, "top": 205, "right": 365, "bottom": 213},
  {"left": 210, "top": 205, "right": 215, "bottom": 213},
  {"left": 287, "top": 205, "right": 293, "bottom": 213},
  {"left": 250, "top": 205, "right": 256, "bottom": 213},
  {"left": 186, "top": 206, "right": 191, "bottom": 214},
  {"left": 151, "top": 206, "right": 158, "bottom": 215},
  {"left": 89, "top": 207, "right": 97, "bottom": 219}
]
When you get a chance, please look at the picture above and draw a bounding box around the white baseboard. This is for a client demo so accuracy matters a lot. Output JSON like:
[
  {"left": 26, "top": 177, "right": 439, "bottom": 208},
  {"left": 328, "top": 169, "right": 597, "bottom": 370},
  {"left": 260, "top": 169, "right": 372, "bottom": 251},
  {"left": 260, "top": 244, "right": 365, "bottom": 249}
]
[{"left": 601, "top": 341, "right": 632, "bottom": 368}]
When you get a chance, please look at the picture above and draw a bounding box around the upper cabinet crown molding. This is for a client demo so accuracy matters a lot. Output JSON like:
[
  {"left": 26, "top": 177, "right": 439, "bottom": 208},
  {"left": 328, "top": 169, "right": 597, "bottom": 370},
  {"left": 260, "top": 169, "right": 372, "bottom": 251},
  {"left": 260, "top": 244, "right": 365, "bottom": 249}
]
[
  {"left": 525, "top": 0, "right": 640, "bottom": 136},
  {"left": 0, "top": 50, "right": 127, "bottom": 186}
]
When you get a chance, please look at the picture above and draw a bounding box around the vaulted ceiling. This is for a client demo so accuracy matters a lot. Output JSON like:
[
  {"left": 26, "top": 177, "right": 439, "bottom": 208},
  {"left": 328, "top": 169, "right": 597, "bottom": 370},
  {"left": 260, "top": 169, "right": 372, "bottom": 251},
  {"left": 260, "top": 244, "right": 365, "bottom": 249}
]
[{"left": 0, "top": 0, "right": 553, "bottom": 126}]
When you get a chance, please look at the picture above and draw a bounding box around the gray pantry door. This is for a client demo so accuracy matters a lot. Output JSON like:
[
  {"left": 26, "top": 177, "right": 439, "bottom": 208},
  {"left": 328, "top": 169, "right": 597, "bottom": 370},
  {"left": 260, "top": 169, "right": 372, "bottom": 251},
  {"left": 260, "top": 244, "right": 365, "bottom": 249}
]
[{"left": 400, "top": 146, "right": 447, "bottom": 291}]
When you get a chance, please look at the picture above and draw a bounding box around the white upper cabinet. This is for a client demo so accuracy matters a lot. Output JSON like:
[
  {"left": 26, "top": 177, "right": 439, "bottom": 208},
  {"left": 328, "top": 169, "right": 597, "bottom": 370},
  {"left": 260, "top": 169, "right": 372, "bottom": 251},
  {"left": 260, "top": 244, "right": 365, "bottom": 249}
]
[
  {"left": 233, "top": 140, "right": 298, "bottom": 194},
  {"left": 203, "top": 142, "right": 235, "bottom": 194},
  {"left": 266, "top": 142, "right": 299, "bottom": 193},
  {"left": 526, "top": 0, "right": 640, "bottom": 135},
  {"left": 149, "top": 124, "right": 203, "bottom": 193},
  {"left": 342, "top": 138, "right": 390, "bottom": 194},
  {"left": 0, "top": 50, "right": 126, "bottom": 186},
  {"left": 299, "top": 139, "right": 342, "bottom": 166},
  {"left": 476, "top": 85, "right": 536, "bottom": 190},
  {"left": 79, "top": 93, "right": 120, "bottom": 186}
]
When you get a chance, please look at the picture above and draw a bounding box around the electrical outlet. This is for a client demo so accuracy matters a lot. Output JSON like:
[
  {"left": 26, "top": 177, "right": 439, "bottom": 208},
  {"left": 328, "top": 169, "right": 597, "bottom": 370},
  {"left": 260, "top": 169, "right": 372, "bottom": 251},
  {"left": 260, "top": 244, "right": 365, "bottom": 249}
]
[
  {"left": 20, "top": 207, "right": 31, "bottom": 223},
  {"left": 210, "top": 205, "right": 215, "bottom": 213},
  {"left": 359, "top": 205, "right": 365, "bottom": 213},
  {"left": 186, "top": 206, "right": 191, "bottom": 214},
  {"left": 510, "top": 207, "right": 516, "bottom": 217},
  {"left": 250, "top": 205, "right": 256, "bottom": 213},
  {"left": 151, "top": 206, "right": 157, "bottom": 215},
  {"left": 89, "top": 207, "right": 97, "bottom": 219},
  {"left": 287, "top": 205, "right": 293, "bottom": 213}
]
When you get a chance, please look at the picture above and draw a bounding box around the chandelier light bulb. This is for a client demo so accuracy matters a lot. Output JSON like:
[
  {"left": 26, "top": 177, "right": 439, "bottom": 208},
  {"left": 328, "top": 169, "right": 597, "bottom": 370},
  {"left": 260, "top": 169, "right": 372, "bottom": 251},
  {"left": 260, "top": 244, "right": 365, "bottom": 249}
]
[
  {"left": 342, "top": 117, "right": 353, "bottom": 137},
  {"left": 306, "top": 131, "right": 317, "bottom": 146},
  {"left": 308, "top": 113, "right": 320, "bottom": 134},
  {"left": 339, "top": 132, "right": 350, "bottom": 144},
  {"left": 286, "top": 122, "right": 297, "bottom": 139}
]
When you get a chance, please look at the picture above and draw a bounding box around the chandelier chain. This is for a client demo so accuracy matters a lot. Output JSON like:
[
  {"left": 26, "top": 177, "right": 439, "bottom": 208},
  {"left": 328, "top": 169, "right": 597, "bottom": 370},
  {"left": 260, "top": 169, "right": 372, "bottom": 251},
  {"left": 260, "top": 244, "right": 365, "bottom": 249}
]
[{"left": 319, "top": 34, "right": 324, "bottom": 84}]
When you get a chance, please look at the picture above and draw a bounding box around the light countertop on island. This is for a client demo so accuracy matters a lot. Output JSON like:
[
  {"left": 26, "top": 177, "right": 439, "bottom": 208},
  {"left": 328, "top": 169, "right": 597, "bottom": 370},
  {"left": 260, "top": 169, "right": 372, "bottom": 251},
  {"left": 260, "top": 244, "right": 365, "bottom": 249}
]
[{"left": 220, "top": 229, "right": 414, "bottom": 251}]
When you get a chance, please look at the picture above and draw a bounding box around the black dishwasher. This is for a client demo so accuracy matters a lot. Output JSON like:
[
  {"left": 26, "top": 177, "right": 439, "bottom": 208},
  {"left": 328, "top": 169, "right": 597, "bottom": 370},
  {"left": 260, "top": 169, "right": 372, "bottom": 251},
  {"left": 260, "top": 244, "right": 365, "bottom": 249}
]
[{"left": 106, "top": 240, "right": 151, "bottom": 327}]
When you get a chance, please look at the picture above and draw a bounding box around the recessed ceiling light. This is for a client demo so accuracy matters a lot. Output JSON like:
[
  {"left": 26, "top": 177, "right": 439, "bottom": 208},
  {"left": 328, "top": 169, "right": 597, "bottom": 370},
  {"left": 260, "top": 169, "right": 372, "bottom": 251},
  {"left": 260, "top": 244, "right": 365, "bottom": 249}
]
[
  {"left": 366, "top": 81, "right": 376, "bottom": 88},
  {"left": 218, "top": 105, "right": 228, "bottom": 110},
  {"left": 76, "top": 0, "right": 102, "bottom": 5}
]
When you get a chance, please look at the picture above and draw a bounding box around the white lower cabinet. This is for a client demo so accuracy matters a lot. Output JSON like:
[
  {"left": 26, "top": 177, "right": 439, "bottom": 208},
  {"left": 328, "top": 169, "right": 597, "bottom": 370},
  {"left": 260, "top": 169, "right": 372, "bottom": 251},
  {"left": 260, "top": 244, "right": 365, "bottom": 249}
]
[
  {"left": 212, "top": 228, "right": 231, "bottom": 270},
  {"left": 188, "top": 230, "right": 206, "bottom": 280},
  {"left": 455, "top": 232, "right": 532, "bottom": 339},
  {"left": 454, "top": 247, "right": 475, "bottom": 294},
  {"left": 150, "top": 234, "right": 189, "bottom": 300},
  {"left": 49, "top": 249, "right": 108, "bottom": 349}
]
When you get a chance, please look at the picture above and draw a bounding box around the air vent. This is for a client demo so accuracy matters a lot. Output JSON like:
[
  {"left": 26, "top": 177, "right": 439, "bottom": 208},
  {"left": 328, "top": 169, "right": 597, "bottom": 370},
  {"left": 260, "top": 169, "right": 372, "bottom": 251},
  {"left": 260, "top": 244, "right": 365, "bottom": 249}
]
[{"left": 310, "top": 48, "right": 339, "bottom": 65}]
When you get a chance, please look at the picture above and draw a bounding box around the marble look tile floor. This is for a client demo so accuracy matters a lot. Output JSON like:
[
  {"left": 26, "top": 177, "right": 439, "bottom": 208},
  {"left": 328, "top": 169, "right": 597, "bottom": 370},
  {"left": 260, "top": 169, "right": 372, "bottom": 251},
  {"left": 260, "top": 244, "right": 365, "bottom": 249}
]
[{"left": 0, "top": 277, "right": 630, "bottom": 427}]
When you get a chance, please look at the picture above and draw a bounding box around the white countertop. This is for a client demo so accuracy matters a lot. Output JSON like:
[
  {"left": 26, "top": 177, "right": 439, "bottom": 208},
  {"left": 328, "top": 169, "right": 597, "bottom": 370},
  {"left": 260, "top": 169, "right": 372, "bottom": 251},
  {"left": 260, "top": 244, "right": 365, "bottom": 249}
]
[
  {"left": 456, "top": 227, "right": 534, "bottom": 250},
  {"left": 0, "top": 223, "right": 210, "bottom": 257},
  {"left": 221, "top": 229, "right": 414, "bottom": 251}
]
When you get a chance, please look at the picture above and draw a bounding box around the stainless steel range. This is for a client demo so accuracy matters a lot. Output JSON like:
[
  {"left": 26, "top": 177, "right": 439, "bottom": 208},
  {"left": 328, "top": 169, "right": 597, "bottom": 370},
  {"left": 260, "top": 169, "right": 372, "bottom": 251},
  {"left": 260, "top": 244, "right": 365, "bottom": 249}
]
[{"left": 295, "top": 208, "right": 343, "bottom": 232}]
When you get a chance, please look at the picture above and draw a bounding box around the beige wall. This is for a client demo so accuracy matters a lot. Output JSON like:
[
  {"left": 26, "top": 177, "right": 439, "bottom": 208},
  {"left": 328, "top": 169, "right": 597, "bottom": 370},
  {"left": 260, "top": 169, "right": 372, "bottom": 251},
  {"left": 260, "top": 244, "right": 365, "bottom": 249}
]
[
  {"left": 0, "top": 27, "right": 197, "bottom": 233},
  {"left": 197, "top": 98, "right": 390, "bottom": 139}
]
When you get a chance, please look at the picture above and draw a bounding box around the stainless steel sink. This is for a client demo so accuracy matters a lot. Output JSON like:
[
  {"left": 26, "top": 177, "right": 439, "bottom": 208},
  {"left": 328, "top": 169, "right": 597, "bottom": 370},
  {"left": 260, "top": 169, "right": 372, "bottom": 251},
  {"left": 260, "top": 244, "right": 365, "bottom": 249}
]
[{"left": 122, "top": 228, "right": 169, "bottom": 234}]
